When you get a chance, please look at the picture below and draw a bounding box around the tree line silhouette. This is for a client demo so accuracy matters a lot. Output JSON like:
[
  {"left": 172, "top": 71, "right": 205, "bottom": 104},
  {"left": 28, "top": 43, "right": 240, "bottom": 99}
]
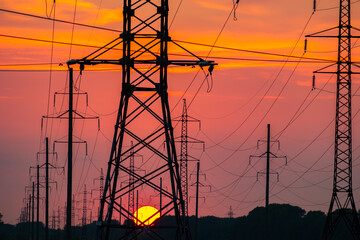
[{"left": 0, "top": 204, "right": 356, "bottom": 239}]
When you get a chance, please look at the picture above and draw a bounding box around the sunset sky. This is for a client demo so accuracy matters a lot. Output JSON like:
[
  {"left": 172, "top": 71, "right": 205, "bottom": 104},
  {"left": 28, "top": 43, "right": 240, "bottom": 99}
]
[{"left": 1, "top": 0, "right": 360, "bottom": 226}]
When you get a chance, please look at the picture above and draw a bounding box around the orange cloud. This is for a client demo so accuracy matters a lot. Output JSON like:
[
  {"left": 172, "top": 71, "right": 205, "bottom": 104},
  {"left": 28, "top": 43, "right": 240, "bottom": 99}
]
[
  {"left": 96, "top": 9, "right": 123, "bottom": 25},
  {"left": 169, "top": 91, "right": 185, "bottom": 96},
  {"left": 3, "top": 0, "right": 122, "bottom": 27},
  {"left": 195, "top": 1, "right": 231, "bottom": 12},
  {"left": 237, "top": 4, "right": 273, "bottom": 16}
]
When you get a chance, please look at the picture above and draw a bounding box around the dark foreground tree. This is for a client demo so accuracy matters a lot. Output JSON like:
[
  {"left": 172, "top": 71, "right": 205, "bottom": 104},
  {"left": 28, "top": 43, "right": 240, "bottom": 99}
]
[{"left": 0, "top": 204, "right": 358, "bottom": 240}]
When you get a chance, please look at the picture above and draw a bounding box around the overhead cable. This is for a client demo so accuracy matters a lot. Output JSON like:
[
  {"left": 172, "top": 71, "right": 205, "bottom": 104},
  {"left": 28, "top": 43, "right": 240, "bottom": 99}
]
[{"left": 0, "top": 8, "right": 121, "bottom": 33}]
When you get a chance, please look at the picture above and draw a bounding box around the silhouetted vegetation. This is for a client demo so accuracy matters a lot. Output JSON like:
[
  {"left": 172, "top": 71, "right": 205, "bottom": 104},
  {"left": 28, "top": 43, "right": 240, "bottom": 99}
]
[{"left": 1, "top": 204, "right": 358, "bottom": 239}]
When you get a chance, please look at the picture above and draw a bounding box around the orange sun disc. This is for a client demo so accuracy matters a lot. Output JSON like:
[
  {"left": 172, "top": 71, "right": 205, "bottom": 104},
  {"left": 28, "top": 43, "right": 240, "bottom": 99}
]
[{"left": 133, "top": 206, "right": 160, "bottom": 226}]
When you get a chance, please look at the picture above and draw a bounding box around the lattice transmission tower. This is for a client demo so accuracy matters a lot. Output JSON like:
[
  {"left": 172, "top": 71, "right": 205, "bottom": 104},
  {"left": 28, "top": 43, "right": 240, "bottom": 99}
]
[
  {"left": 92, "top": 168, "right": 104, "bottom": 220},
  {"left": 174, "top": 99, "right": 204, "bottom": 217},
  {"left": 306, "top": 0, "right": 360, "bottom": 239},
  {"left": 80, "top": 185, "right": 90, "bottom": 240},
  {"left": 67, "top": 0, "right": 215, "bottom": 239}
]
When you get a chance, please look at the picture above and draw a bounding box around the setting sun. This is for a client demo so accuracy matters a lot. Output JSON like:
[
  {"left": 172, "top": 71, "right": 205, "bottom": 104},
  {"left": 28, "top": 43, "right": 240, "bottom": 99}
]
[{"left": 133, "top": 206, "right": 161, "bottom": 226}]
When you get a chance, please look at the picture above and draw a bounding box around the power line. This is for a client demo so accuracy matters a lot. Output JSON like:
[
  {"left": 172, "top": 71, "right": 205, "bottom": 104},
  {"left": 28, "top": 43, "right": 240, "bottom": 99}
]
[
  {"left": 270, "top": 107, "right": 360, "bottom": 201},
  {"left": 317, "top": 0, "right": 360, "bottom": 11},
  {"left": 68, "top": 0, "right": 79, "bottom": 60},
  {"left": 0, "top": 33, "right": 338, "bottom": 63},
  {"left": 169, "top": 0, "right": 243, "bottom": 137},
  {"left": 201, "top": 53, "right": 305, "bottom": 173},
  {"left": 198, "top": 11, "right": 316, "bottom": 175},
  {"left": 169, "top": 0, "right": 183, "bottom": 29},
  {"left": 0, "top": 62, "right": 63, "bottom": 67},
  {"left": 0, "top": 33, "right": 111, "bottom": 49},
  {"left": 172, "top": 39, "right": 335, "bottom": 62},
  {"left": 8, "top": 2, "right": 333, "bottom": 65},
  {"left": 0, "top": 8, "right": 121, "bottom": 33},
  {"left": 187, "top": 12, "right": 321, "bottom": 209},
  {"left": 5, "top": 5, "right": 318, "bottom": 63},
  {"left": 0, "top": 56, "right": 332, "bottom": 70}
]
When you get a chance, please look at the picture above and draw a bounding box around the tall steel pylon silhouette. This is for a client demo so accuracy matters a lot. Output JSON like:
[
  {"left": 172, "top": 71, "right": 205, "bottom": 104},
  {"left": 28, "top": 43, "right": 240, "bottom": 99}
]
[
  {"left": 306, "top": 0, "right": 360, "bottom": 239},
  {"left": 174, "top": 99, "right": 203, "bottom": 217},
  {"left": 80, "top": 185, "right": 89, "bottom": 240},
  {"left": 92, "top": 168, "right": 104, "bottom": 220},
  {"left": 67, "top": 0, "right": 215, "bottom": 239}
]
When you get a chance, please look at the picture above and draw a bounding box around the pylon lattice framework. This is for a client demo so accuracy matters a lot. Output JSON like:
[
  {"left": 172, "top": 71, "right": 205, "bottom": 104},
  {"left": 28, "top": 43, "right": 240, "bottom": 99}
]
[
  {"left": 306, "top": 0, "right": 360, "bottom": 239},
  {"left": 174, "top": 99, "right": 203, "bottom": 217},
  {"left": 68, "top": 0, "right": 215, "bottom": 239}
]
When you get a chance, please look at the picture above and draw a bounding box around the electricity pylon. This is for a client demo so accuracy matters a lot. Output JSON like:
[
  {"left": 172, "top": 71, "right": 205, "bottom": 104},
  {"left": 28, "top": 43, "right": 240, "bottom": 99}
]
[
  {"left": 29, "top": 165, "right": 43, "bottom": 240},
  {"left": 92, "top": 168, "right": 104, "bottom": 219},
  {"left": 37, "top": 137, "right": 61, "bottom": 240},
  {"left": 227, "top": 206, "right": 234, "bottom": 219},
  {"left": 43, "top": 68, "right": 99, "bottom": 240},
  {"left": 67, "top": 0, "right": 215, "bottom": 239},
  {"left": 306, "top": 0, "right": 360, "bottom": 239},
  {"left": 249, "top": 124, "right": 286, "bottom": 210},
  {"left": 174, "top": 99, "right": 204, "bottom": 217},
  {"left": 189, "top": 161, "right": 210, "bottom": 240},
  {"left": 249, "top": 124, "right": 286, "bottom": 240},
  {"left": 80, "top": 185, "right": 90, "bottom": 240}
]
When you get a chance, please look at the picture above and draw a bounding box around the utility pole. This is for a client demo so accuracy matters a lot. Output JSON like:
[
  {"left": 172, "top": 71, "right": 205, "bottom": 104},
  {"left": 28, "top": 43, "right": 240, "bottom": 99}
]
[
  {"left": 249, "top": 124, "right": 286, "bottom": 240},
  {"left": 26, "top": 200, "right": 30, "bottom": 238},
  {"left": 227, "top": 206, "right": 234, "bottom": 218},
  {"left": 26, "top": 182, "right": 36, "bottom": 240},
  {"left": 149, "top": 177, "right": 164, "bottom": 218},
  {"left": 120, "top": 142, "right": 144, "bottom": 227},
  {"left": 92, "top": 168, "right": 104, "bottom": 219},
  {"left": 36, "top": 137, "right": 60, "bottom": 240},
  {"left": 28, "top": 166, "right": 44, "bottom": 240},
  {"left": 80, "top": 185, "right": 89, "bottom": 240},
  {"left": 266, "top": 125, "right": 270, "bottom": 210},
  {"left": 32, "top": 181, "right": 35, "bottom": 240},
  {"left": 19, "top": 205, "right": 25, "bottom": 224},
  {"left": 126, "top": 143, "right": 144, "bottom": 222},
  {"left": 28, "top": 194, "right": 31, "bottom": 236},
  {"left": 306, "top": 0, "right": 360, "bottom": 239},
  {"left": 174, "top": 99, "right": 204, "bottom": 218},
  {"left": 67, "top": 0, "right": 215, "bottom": 239},
  {"left": 52, "top": 210, "right": 56, "bottom": 229},
  {"left": 67, "top": 67, "right": 73, "bottom": 240},
  {"left": 45, "top": 137, "right": 49, "bottom": 240},
  {"left": 119, "top": 197, "right": 122, "bottom": 225},
  {"left": 37, "top": 165, "right": 40, "bottom": 240},
  {"left": 63, "top": 204, "right": 66, "bottom": 230},
  {"left": 190, "top": 161, "right": 210, "bottom": 240},
  {"left": 42, "top": 67, "right": 99, "bottom": 240},
  {"left": 29, "top": 152, "right": 57, "bottom": 240},
  {"left": 72, "top": 194, "right": 75, "bottom": 228},
  {"left": 57, "top": 206, "right": 61, "bottom": 230},
  {"left": 195, "top": 162, "right": 200, "bottom": 240}
]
